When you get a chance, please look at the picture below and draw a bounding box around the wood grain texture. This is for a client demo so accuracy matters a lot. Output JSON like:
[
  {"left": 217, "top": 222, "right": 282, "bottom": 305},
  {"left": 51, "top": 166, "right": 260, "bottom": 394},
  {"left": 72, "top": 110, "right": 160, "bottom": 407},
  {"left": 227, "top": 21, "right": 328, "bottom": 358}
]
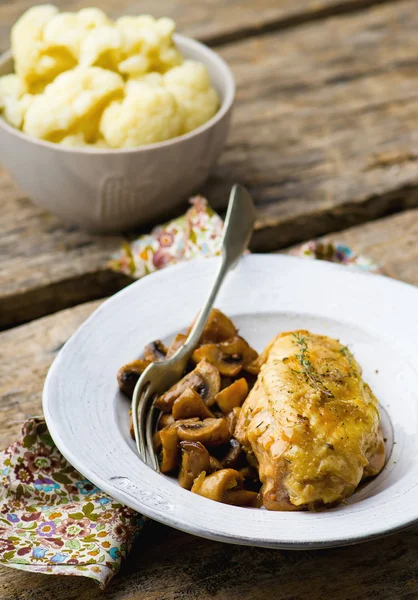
[
  {"left": 1, "top": 521, "right": 418, "bottom": 600},
  {"left": 2, "top": 1, "right": 418, "bottom": 327},
  {"left": 0, "top": 0, "right": 402, "bottom": 52},
  {"left": 206, "top": 0, "right": 418, "bottom": 250},
  {"left": 319, "top": 210, "right": 418, "bottom": 284},
  {"left": 0, "top": 299, "right": 102, "bottom": 448},
  {"left": 0, "top": 172, "right": 131, "bottom": 329},
  {"left": 1, "top": 209, "right": 418, "bottom": 598}
]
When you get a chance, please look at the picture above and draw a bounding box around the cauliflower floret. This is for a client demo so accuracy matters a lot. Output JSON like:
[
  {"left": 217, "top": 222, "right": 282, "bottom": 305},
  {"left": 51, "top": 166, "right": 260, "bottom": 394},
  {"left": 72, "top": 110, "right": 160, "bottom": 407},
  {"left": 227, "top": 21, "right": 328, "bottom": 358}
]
[
  {"left": 126, "top": 72, "right": 163, "bottom": 89},
  {"left": 23, "top": 66, "right": 123, "bottom": 142},
  {"left": 100, "top": 83, "right": 183, "bottom": 148},
  {"left": 12, "top": 5, "right": 77, "bottom": 90},
  {"left": 78, "top": 25, "right": 122, "bottom": 70},
  {"left": 59, "top": 132, "right": 89, "bottom": 147},
  {"left": 59, "top": 132, "right": 109, "bottom": 148},
  {"left": 43, "top": 8, "right": 110, "bottom": 59},
  {"left": 163, "top": 60, "right": 219, "bottom": 133},
  {"left": 115, "top": 15, "right": 183, "bottom": 76},
  {"left": 0, "top": 74, "right": 33, "bottom": 128}
]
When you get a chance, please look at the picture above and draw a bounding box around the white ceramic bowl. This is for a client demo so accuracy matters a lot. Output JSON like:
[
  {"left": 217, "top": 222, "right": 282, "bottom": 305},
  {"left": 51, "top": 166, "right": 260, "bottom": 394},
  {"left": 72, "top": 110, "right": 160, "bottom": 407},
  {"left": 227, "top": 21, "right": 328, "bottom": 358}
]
[{"left": 0, "top": 35, "right": 234, "bottom": 232}]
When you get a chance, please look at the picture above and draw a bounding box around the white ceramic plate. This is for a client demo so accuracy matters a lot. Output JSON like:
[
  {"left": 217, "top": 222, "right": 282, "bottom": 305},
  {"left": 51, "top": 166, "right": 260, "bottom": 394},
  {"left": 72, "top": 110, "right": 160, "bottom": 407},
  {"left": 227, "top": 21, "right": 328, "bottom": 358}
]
[{"left": 43, "top": 255, "right": 418, "bottom": 549}]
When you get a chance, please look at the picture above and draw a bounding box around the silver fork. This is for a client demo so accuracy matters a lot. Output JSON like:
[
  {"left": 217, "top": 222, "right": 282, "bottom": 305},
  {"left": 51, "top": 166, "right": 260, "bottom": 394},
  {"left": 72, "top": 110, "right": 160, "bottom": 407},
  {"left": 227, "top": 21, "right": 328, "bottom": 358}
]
[{"left": 132, "top": 183, "right": 256, "bottom": 471}]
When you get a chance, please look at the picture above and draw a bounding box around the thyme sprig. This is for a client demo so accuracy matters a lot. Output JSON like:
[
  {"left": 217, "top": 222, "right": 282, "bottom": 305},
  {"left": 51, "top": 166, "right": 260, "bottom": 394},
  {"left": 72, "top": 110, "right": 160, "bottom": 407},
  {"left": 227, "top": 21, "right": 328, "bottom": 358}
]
[{"left": 292, "top": 333, "right": 334, "bottom": 398}]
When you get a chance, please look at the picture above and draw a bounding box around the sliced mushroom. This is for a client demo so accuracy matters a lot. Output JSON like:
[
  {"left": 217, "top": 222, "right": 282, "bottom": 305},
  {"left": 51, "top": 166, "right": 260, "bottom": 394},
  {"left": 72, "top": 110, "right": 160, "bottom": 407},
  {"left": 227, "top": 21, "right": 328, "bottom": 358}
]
[
  {"left": 188, "top": 308, "right": 237, "bottom": 344},
  {"left": 178, "top": 441, "right": 210, "bottom": 489},
  {"left": 244, "top": 338, "right": 275, "bottom": 375},
  {"left": 144, "top": 340, "right": 167, "bottom": 362},
  {"left": 172, "top": 389, "right": 215, "bottom": 420},
  {"left": 192, "top": 337, "right": 258, "bottom": 377},
  {"left": 226, "top": 407, "right": 241, "bottom": 436},
  {"left": 239, "top": 466, "right": 259, "bottom": 480},
  {"left": 239, "top": 466, "right": 262, "bottom": 492},
  {"left": 220, "top": 376, "right": 234, "bottom": 390},
  {"left": 177, "top": 417, "right": 230, "bottom": 447},
  {"left": 223, "top": 490, "right": 259, "bottom": 507},
  {"left": 155, "top": 360, "right": 220, "bottom": 412},
  {"left": 166, "top": 333, "right": 187, "bottom": 358},
  {"left": 191, "top": 468, "right": 243, "bottom": 502},
  {"left": 244, "top": 357, "right": 263, "bottom": 376},
  {"left": 117, "top": 359, "right": 151, "bottom": 398},
  {"left": 209, "top": 455, "right": 223, "bottom": 472},
  {"left": 159, "top": 426, "right": 179, "bottom": 473},
  {"left": 157, "top": 418, "right": 199, "bottom": 473},
  {"left": 221, "top": 439, "right": 244, "bottom": 469},
  {"left": 215, "top": 378, "right": 249, "bottom": 414},
  {"left": 157, "top": 413, "right": 175, "bottom": 430},
  {"left": 153, "top": 430, "right": 162, "bottom": 453}
]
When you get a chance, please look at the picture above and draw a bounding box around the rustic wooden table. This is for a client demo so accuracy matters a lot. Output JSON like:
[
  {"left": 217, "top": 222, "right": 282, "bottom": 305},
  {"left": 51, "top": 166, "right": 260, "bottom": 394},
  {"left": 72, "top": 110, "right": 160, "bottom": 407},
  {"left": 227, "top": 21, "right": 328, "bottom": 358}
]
[{"left": 1, "top": 1, "right": 418, "bottom": 598}]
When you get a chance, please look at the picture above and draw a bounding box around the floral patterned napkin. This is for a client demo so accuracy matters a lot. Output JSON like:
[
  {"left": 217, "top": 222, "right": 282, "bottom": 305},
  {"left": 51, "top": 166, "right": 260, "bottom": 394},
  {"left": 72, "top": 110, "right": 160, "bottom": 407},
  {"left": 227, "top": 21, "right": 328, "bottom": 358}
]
[
  {"left": 0, "top": 419, "right": 144, "bottom": 588},
  {"left": 0, "top": 196, "right": 381, "bottom": 589},
  {"left": 109, "top": 196, "right": 224, "bottom": 277}
]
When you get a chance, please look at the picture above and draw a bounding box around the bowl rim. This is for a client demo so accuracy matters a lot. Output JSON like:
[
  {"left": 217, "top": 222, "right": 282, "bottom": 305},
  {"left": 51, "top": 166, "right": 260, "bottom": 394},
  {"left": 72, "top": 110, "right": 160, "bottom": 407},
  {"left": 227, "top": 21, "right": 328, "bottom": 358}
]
[{"left": 0, "top": 33, "right": 235, "bottom": 154}]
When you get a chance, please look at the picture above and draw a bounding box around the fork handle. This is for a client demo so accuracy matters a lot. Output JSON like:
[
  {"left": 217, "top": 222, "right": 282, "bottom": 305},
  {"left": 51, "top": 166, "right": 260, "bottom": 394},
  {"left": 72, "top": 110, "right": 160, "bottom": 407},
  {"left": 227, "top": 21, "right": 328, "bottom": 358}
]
[{"left": 177, "top": 183, "right": 255, "bottom": 359}]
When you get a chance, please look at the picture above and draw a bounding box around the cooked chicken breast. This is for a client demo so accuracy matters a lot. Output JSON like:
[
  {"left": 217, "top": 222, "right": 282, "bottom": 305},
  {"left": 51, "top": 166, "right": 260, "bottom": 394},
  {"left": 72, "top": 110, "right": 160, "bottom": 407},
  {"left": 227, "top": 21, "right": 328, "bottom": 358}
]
[{"left": 234, "top": 331, "right": 385, "bottom": 510}]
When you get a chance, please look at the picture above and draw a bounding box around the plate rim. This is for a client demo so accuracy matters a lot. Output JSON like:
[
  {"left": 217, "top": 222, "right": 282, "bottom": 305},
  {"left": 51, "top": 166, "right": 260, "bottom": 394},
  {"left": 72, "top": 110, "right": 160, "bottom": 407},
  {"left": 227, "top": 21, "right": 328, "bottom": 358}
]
[{"left": 43, "top": 254, "right": 418, "bottom": 549}]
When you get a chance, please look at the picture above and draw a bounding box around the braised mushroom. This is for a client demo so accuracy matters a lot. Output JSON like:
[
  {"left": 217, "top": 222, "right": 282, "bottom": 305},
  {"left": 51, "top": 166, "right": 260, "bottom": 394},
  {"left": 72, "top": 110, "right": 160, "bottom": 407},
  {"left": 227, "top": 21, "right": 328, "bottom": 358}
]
[
  {"left": 159, "top": 426, "right": 179, "bottom": 473},
  {"left": 226, "top": 406, "right": 241, "bottom": 436},
  {"left": 188, "top": 308, "right": 237, "bottom": 344},
  {"left": 178, "top": 441, "right": 210, "bottom": 489},
  {"left": 244, "top": 338, "right": 275, "bottom": 375},
  {"left": 154, "top": 360, "right": 221, "bottom": 412},
  {"left": 157, "top": 413, "right": 175, "bottom": 430},
  {"left": 192, "top": 337, "right": 258, "bottom": 377},
  {"left": 157, "top": 418, "right": 199, "bottom": 473},
  {"left": 117, "top": 359, "right": 151, "bottom": 398},
  {"left": 215, "top": 378, "right": 249, "bottom": 414},
  {"left": 177, "top": 417, "right": 230, "bottom": 447},
  {"left": 221, "top": 439, "right": 244, "bottom": 469},
  {"left": 209, "top": 455, "right": 223, "bottom": 472},
  {"left": 144, "top": 340, "right": 167, "bottom": 362},
  {"left": 224, "top": 490, "right": 259, "bottom": 507},
  {"left": 166, "top": 333, "right": 187, "bottom": 358},
  {"left": 153, "top": 430, "right": 162, "bottom": 453},
  {"left": 172, "top": 389, "right": 215, "bottom": 420},
  {"left": 191, "top": 468, "right": 243, "bottom": 502},
  {"left": 220, "top": 376, "right": 234, "bottom": 390},
  {"left": 239, "top": 466, "right": 262, "bottom": 492}
]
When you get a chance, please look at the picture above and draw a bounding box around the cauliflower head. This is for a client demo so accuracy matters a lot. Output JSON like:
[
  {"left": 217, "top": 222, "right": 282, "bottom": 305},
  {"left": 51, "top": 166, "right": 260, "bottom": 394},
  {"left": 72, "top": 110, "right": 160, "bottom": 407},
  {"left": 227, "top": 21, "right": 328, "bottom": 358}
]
[
  {"left": 164, "top": 60, "right": 219, "bottom": 133},
  {"left": 23, "top": 66, "right": 123, "bottom": 142},
  {"left": 100, "top": 83, "right": 183, "bottom": 148}
]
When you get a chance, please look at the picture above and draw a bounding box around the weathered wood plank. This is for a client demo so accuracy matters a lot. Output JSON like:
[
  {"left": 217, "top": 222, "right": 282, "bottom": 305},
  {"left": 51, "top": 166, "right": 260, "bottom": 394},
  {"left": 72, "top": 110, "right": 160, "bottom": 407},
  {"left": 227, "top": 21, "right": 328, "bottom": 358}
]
[
  {"left": 318, "top": 210, "right": 418, "bottom": 284},
  {"left": 0, "top": 174, "right": 131, "bottom": 329},
  {"left": 0, "top": 299, "right": 102, "bottom": 447},
  {"left": 0, "top": 0, "right": 401, "bottom": 53},
  {"left": 2, "top": 0, "right": 418, "bottom": 327},
  {"left": 207, "top": 0, "right": 418, "bottom": 250},
  {"left": 1, "top": 209, "right": 418, "bottom": 598},
  {"left": 1, "top": 520, "right": 418, "bottom": 600}
]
